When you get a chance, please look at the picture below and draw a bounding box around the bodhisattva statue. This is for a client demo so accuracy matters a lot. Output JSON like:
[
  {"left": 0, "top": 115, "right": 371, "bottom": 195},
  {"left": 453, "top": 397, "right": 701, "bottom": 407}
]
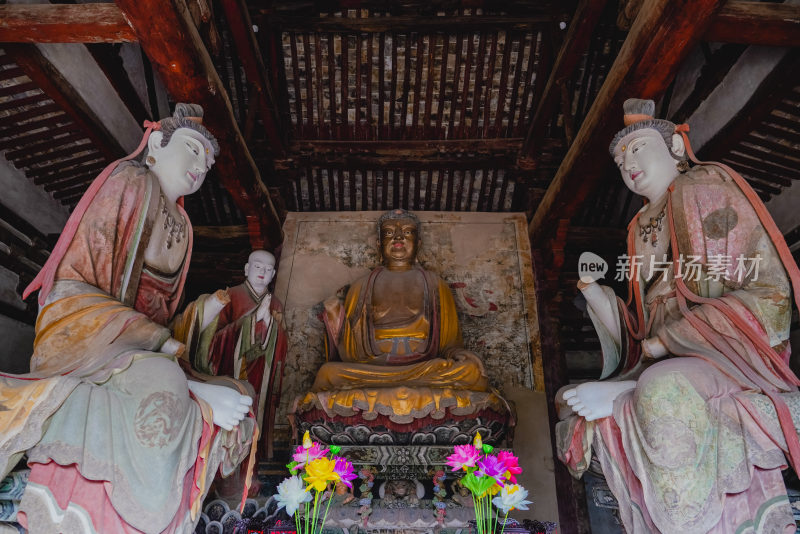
[
  {"left": 296, "top": 209, "right": 507, "bottom": 436},
  {"left": 180, "top": 249, "right": 287, "bottom": 459},
  {"left": 0, "top": 104, "right": 255, "bottom": 533},
  {"left": 556, "top": 99, "right": 800, "bottom": 533}
]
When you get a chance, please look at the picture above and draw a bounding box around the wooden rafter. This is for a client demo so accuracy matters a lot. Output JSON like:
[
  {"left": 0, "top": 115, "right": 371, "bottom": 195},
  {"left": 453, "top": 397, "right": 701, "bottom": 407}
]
[
  {"left": 518, "top": 0, "right": 610, "bottom": 167},
  {"left": 529, "top": 0, "right": 727, "bottom": 246},
  {"left": 115, "top": 0, "right": 283, "bottom": 249},
  {"left": 219, "top": 0, "right": 287, "bottom": 159},
  {"left": 700, "top": 49, "right": 800, "bottom": 161},
  {"left": 0, "top": 4, "right": 135, "bottom": 44},
  {"left": 3, "top": 44, "right": 125, "bottom": 162}
]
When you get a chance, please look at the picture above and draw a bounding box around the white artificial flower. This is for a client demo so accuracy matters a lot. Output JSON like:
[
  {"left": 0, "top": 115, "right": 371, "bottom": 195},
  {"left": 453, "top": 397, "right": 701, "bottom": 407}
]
[
  {"left": 275, "top": 475, "right": 313, "bottom": 516},
  {"left": 492, "top": 484, "right": 532, "bottom": 515}
]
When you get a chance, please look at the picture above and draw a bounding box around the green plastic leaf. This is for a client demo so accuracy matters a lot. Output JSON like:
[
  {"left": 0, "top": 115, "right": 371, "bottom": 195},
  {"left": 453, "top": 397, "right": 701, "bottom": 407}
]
[
  {"left": 461, "top": 473, "right": 496, "bottom": 496},
  {"left": 482, "top": 444, "right": 494, "bottom": 454},
  {"left": 330, "top": 445, "right": 342, "bottom": 455}
]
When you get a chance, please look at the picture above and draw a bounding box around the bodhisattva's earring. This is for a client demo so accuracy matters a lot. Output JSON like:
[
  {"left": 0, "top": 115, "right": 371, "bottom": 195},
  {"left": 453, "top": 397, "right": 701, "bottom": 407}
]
[{"left": 146, "top": 155, "right": 156, "bottom": 167}]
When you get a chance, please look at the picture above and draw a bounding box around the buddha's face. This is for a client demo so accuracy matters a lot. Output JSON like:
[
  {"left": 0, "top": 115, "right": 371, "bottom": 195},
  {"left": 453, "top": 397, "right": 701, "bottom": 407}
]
[
  {"left": 245, "top": 251, "right": 275, "bottom": 296},
  {"left": 379, "top": 217, "right": 420, "bottom": 270},
  {"left": 613, "top": 128, "right": 682, "bottom": 202},
  {"left": 147, "top": 127, "right": 216, "bottom": 203}
]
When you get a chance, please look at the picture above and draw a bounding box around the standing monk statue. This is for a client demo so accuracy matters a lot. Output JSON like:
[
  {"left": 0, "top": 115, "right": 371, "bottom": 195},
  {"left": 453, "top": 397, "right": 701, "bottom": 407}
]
[
  {"left": 181, "top": 249, "right": 287, "bottom": 459},
  {"left": 557, "top": 99, "right": 800, "bottom": 533},
  {"left": 0, "top": 104, "right": 256, "bottom": 533}
]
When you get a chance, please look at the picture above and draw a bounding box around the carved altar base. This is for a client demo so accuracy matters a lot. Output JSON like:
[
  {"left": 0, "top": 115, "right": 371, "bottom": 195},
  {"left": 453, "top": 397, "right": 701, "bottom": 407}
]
[{"left": 292, "top": 387, "right": 511, "bottom": 445}]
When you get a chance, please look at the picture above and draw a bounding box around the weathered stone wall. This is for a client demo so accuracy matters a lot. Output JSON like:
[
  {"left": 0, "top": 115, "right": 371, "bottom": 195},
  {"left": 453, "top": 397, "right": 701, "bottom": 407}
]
[{"left": 274, "top": 211, "right": 542, "bottom": 428}]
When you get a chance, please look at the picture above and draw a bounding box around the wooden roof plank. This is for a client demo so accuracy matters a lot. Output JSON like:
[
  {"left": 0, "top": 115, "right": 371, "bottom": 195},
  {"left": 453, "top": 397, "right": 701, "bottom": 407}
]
[
  {"left": 529, "top": 0, "right": 728, "bottom": 245},
  {"left": 116, "top": 0, "right": 282, "bottom": 249}
]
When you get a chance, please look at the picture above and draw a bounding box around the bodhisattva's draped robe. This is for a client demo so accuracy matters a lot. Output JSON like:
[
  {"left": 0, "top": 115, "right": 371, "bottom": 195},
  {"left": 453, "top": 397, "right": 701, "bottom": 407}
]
[
  {"left": 0, "top": 164, "right": 255, "bottom": 534},
  {"left": 557, "top": 165, "right": 800, "bottom": 534}
]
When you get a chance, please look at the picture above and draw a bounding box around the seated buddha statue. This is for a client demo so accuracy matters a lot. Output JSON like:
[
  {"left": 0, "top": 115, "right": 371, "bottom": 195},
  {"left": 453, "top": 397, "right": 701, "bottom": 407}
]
[{"left": 295, "top": 209, "right": 508, "bottom": 443}]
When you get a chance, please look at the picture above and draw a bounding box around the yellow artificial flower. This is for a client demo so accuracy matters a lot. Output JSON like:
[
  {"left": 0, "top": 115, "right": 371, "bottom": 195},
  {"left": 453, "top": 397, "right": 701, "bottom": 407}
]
[
  {"left": 304, "top": 457, "right": 339, "bottom": 492},
  {"left": 303, "top": 430, "right": 313, "bottom": 449},
  {"left": 473, "top": 432, "right": 483, "bottom": 450}
]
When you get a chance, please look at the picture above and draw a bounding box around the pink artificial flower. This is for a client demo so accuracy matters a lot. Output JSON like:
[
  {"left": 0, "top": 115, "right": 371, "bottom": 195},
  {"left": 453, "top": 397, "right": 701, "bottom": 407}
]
[
  {"left": 292, "top": 442, "right": 329, "bottom": 469},
  {"left": 496, "top": 451, "right": 523, "bottom": 483},
  {"left": 334, "top": 457, "right": 357, "bottom": 488},
  {"left": 446, "top": 444, "right": 481, "bottom": 472}
]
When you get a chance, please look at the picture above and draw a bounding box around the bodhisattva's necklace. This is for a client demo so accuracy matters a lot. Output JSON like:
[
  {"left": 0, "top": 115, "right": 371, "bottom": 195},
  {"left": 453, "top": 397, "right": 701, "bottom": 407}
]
[
  {"left": 158, "top": 194, "right": 186, "bottom": 249},
  {"left": 638, "top": 205, "right": 666, "bottom": 246}
]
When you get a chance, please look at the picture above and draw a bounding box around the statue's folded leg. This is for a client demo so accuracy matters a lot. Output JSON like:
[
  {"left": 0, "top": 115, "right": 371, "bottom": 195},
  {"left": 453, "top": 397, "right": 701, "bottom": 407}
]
[
  {"left": 312, "top": 358, "right": 488, "bottom": 391},
  {"left": 574, "top": 358, "right": 794, "bottom": 534},
  {"left": 18, "top": 355, "right": 240, "bottom": 533}
]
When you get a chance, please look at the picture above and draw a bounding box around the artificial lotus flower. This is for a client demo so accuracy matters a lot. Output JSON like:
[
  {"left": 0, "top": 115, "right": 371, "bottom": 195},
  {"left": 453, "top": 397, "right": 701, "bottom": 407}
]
[
  {"left": 446, "top": 444, "right": 481, "bottom": 472},
  {"left": 304, "top": 457, "right": 339, "bottom": 492},
  {"left": 496, "top": 450, "right": 523, "bottom": 484},
  {"left": 475, "top": 454, "right": 508, "bottom": 485},
  {"left": 334, "top": 457, "right": 357, "bottom": 489},
  {"left": 473, "top": 432, "right": 483, "bottom": 450},
  {"left": 275, "top": 475, "right": 313, "bottom": 516},
  {"left": 492, "top": 484, "right": 532, "bottom": 515},
  {"left": 292, "top": 441, "right": 329, "bottom": 469}
]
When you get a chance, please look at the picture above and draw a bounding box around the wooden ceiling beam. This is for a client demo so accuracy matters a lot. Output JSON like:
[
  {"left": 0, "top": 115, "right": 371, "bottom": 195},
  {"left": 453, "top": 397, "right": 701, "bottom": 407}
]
[
  {"left": 278, "top": 139, "right": 523, "bottom": 169},
  {"left": 518, "top": 0, "right": 610, "bottom": 167},
  {"left": 266, "top": 0, "right": 568, "bottom": 15},
  {"left": 116, "top": 0, "right": 283, "bottom": 249},
  {"left": 261, "top": 15, "right": 552, "bottom": 33},
  {"left": 704, "top": 1, "right": 800, "bottom": 47},
  {"left": 0, "top": 4, "right": 136, "bottom": 44},
  {"left": 529, "top": 0, "right": 727, "bottom": 246}
]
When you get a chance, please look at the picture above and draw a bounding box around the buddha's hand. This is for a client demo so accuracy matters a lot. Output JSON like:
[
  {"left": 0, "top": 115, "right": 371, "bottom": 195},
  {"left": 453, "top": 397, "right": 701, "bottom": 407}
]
[
  {"left": 560, "top": 381, "right": 637, "bottom": 421},
  {"left": 187, "top": 381, "right": 253, "bottom": 431},
  {"left": 255, "top": 293, "right": 273, "bottom": 327}
]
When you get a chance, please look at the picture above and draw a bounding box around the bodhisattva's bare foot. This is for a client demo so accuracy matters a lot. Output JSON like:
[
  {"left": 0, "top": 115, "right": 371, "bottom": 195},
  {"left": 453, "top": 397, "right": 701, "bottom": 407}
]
[
  {"left": 187, "top": 381, "right": 253, "bottom": 430},
  {"left": 561, "top": 381, "right": 637, "bottom": 421}
]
